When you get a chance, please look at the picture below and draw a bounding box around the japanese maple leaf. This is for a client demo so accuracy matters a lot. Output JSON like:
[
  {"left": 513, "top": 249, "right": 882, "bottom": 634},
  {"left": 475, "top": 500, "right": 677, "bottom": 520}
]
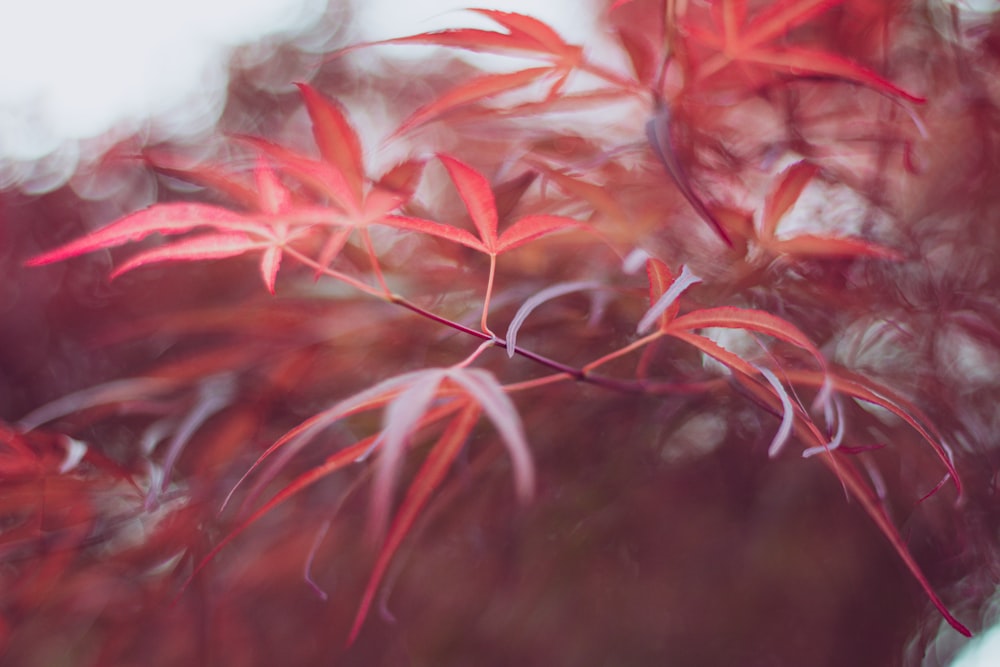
[
  {"left": 752, "top": 160, "right": 903, "bottom": 261},
  {"left": 26, "top": 161, "right": 327, "bottom": 294},
  {"left": 338, "top": 10, "right": 637, "bottom": 135},
  {"left": 681, "top": 0, "right": 924, "bottom": 102},
  {"left": 383, "top": 154, "right": 582, "bottom": 333},
  {"left": 238, "top": 83, "right": 426, "bottom": 284}
]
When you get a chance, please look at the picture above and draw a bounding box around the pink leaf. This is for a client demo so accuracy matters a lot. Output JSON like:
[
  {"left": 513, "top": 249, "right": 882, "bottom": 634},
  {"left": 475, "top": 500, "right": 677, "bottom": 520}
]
[
  {"left": 369, "top": 370, "right": 447, "bottom": 541},
  {"left": 380, "top": 215, "right": 487, "bottom": 252},
  {"left": 756, "top": 366, "right": 795, "bottom": 457},
  {"left": 469, "top": 9, "right": 580, "bottom": 61},
  {"left": 438, "top": 155, "right": 499, "bottom": 251},
  {"left": 349, "top": 403, "right": 480, "bottom": 644},
  {"left": 295, "top": 83, "right": 366, "bottom": 205},
  {"left": 237, "top": 135, "right": 357, "bottom": 214},
  {"left": 109, "top": 233, "right": 266, "bottom": 280},
  {"left": 496, "top": 214, "right": 580, "bottom": 253},
  {"left": 505, "top": 281, "right": 602, "bottom": 357},
  {"left": 394, "top": 68, "right": 553, "bottom": 136},
  {"left": 255, "top": 160, "right": 292, "bottom": 215},
  {"left": 259, "top": 245, "right": 283, "bottom": 294},
  {"left": 445, "top": 368, "right": 535, "bottom": 503},
  {"left": 25, "top": 203, "right": 250, "bottom": 267}
]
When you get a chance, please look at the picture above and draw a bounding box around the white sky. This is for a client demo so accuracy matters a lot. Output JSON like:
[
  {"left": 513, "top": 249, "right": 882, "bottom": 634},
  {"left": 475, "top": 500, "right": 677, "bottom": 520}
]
[{"left": 0, "top": 0, "right": 602, "bottom": 193}]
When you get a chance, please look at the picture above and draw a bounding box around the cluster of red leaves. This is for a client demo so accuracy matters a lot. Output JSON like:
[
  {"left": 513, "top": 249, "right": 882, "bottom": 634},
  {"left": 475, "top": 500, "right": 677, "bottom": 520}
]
[{"left": 9, "top": 0, "right": 984, "bottom": 661}]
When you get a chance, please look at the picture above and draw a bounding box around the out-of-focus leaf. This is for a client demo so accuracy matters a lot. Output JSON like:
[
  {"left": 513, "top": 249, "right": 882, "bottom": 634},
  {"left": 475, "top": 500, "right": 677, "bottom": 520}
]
[
  {"left": 506, "top": 281, "right": 603, "bottom": 357},
  {"left": 760, "top": 161, "right": 820, "bottom": 241},
  {"left": 349, "top": 402, "right": 480, "bottom": 644},
  {"left": 395, "top": 68, "right": 553, "bottom": 136},
  {"left": 639, "top": 262, "right": 702, "bottom": 334}
]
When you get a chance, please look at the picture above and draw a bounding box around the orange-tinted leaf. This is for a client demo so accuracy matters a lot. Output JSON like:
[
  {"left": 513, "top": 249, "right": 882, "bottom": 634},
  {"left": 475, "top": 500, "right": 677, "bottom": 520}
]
[
  {"left": 768, "top": 235, "right": 904, "bottom": 260},
  {"left": 109, "top": 233, "right": 266, "bottom": 280},
  {"left": 743, "top": 47, "right": 925, "bottom": 103},
  {"left": 761, "top": 161, "right": 819, "bottom": 241},
  {"left": 395, "top": 67, "right": 553, "bottom": 136},
  {"left": 295, "top": 83, "right": 365, "bottom": 204},
  {"left": 349, "top": 402, "right": 480, "bottom": 644},
  {"left": 25, "top": 203, "right": 250, "bottom": 267},
  {"left": 381, "top": 214, "right": 487, "bottom": 252},
  {"left": 438, "top": 155, "right": 499, "bottom": 251},
  {"left": 496, "top": 214, "right": 580, "bottom": 253}
]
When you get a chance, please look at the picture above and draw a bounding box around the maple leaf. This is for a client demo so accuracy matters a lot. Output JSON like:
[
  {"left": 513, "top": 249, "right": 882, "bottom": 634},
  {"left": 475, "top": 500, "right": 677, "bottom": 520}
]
[
  {"left": 26, "top": 161, "right": 322, "bottom": 294},
  {"left": 681, "top": 0, "right": 924, "bottom": 102},
  {"left": 338, "top": 10, "right": 637, "bottom": 135},
  {"left": 384, "top": 154, "right": 582, "bottom": 333},
  {"left": 754, "top": 161, "right": 904, "bottom": 261}
]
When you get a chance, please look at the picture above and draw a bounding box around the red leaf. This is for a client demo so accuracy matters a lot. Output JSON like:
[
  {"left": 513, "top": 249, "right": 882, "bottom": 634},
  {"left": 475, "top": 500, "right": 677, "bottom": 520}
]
[
  {"left": 496, "top": 214, "right": 580, "bottom": 253},
  {"left": 108, "top": 233, "right": 266, "bottom": 280},
  {"left": 380, "top": 215, "right": 487, "bottom": 252},
  {"left": 254, "top": 160, "right": 292, "bottom": 215},
  {"left": 349, "top": 403, "right": 480, "bottom": 644},
  {"left": 25, "top": 203, "right": 250, "bottom": 267},
  {"left": 394, "top": 67, "right": 553, "bottom": 136},
  {"left": 237, "top": 135, "right": 357, "bottom": 214},
  {"left": 668, "top": 306, "right": 824, "bottom": 367},
  {"left": 647, "top": 105, "right": 734, "bottom": 246},
  {"left": 295, "top": 83, "right": 366, "bottom": 205},
  {"left": 760, "top": 161, "right": 819, "bottom": 241},
  {"left": 715, "top": 0, "right": 748, "bottom": 49},
  {"left": 740, "top": 0, "right": 845, "bottom": 49},
  {"left": 639, "top": 263, "right": 702, "bottom": 334},
  {"left": 142, "top": 150, "right": 260, "bottom": 210},
  {"left": 468, "top": 9, "right": 580, "bottom": 61},
  {"left": 343, "top": 10, "right": 581, "bottom": 64},
  {"left": 259, "top": 245, "right": 283, "bottom": 294},
  {"left": 743, "top": 47, "right": 925, "bottom": 103},
  {"left": 376, "top": 159, "right": 425, "bottom": 198},
  {"left": 438, "top": 155, "right": 499, "bottom": 252},
  {"left": 668, "top": 329, "right": 760, "bottom": 379}
]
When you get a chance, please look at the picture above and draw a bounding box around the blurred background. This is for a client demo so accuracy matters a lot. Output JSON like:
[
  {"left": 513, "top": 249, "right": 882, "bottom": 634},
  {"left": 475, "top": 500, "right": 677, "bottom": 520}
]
[{"left": 2, "top": 1, "right": 1000, "bottom": 666}]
